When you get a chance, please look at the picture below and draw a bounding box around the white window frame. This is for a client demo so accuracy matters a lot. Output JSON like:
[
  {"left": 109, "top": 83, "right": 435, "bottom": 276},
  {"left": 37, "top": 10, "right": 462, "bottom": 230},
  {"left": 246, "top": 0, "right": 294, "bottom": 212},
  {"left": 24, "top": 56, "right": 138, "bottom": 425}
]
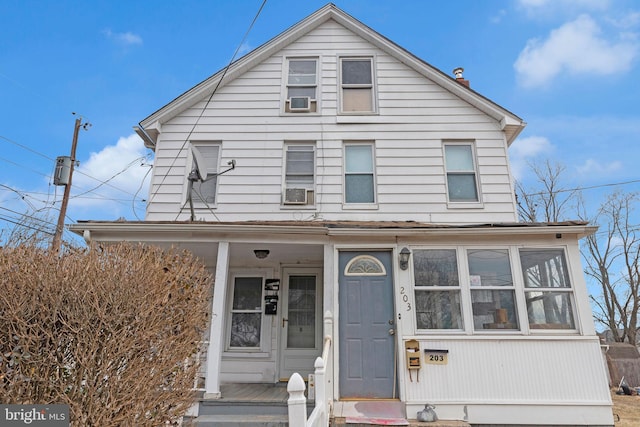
[
  {"left": 339, "top": 56, "right": 377, "bottom": 114},
  {"left": 284, "top": 57, "right": 319, "bottom": 114},
  {"left": 343, "top": 141, "right": 377, "bottom": 207},
  {"left": 282, "top": 142, "right": 316, "bottom": 207},
  {"left": 189, "top": 142, "right": 221, "bottom": 206},
  {"left": 518, "top": 248, "right": 577, "bottom": 331},
  {"left": 225, "top": 272, "right": 268, "bottom": 353},
  {"left": 443, "top": 142, "right": 481, "bottom": 205},
  {"left": 410, "top": 245, "right": 579, "bottom": 335}
]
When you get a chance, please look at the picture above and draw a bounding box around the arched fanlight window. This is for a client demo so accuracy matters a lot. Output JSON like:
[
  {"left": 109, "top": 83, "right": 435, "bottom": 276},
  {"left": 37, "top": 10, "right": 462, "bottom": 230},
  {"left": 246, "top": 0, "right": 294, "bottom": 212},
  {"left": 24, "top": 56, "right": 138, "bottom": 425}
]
[{"left": 345, "top": 255, "right": 386, "bottom": 276}]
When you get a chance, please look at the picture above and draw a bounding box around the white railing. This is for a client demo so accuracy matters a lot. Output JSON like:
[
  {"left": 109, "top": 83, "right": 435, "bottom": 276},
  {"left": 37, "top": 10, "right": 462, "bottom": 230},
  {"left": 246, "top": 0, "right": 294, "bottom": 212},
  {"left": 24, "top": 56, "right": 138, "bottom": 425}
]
[{"left": 288, "top": 311, "right": 333, "bottom": 427}]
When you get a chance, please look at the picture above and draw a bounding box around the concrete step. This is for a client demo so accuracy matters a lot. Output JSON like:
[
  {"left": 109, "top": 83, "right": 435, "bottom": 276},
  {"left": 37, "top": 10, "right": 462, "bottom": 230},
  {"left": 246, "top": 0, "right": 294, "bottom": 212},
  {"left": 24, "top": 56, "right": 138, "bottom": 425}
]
[
  {"left": 332, "top": 418, "right": 470, "bottom": 427},
  {"left": 192, "top": 414, "right": 288, "bottom": 427}
]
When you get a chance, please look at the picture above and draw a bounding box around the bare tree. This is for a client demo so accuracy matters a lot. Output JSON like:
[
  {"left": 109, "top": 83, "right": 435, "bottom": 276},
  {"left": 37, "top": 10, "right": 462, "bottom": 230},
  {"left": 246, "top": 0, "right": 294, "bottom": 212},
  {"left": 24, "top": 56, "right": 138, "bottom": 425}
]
[
  {"left": 0, "top": 242, "right": 211, "bottom": 425},
  {"left": 581, "top": 191, "right": 640, "bottom": 344},
  {"left": 515, "top": 159, "right": 579, "bottom": 222}
]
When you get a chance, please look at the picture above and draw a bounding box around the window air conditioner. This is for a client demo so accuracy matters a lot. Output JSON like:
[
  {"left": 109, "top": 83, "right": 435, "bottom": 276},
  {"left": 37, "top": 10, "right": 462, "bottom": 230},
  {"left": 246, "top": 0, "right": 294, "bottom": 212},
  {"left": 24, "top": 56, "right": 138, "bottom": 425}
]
[
  {"left": 288, "top": 97, "right": 311, "bottom": 112},
  {"left": 284, "top": 188, "right": 308, "bottom": 204}
]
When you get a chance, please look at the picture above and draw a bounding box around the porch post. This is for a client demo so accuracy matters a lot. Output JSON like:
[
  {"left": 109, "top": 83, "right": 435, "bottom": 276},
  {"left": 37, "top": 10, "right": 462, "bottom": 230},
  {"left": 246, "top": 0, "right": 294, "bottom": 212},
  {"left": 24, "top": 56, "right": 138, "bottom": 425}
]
[{"left": 204, "top": 241, "right": 230, "bottom": 398}]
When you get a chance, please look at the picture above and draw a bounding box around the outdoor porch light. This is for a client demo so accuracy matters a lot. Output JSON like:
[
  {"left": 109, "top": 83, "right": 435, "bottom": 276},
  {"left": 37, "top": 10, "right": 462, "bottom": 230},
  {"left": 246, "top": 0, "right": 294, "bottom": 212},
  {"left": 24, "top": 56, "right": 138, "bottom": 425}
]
[
  {"left": 399, "top": 247, "right": 411, "bottom": 270},
  {"left": 254, "top": 249, "right": 270, "bottom": 259}
]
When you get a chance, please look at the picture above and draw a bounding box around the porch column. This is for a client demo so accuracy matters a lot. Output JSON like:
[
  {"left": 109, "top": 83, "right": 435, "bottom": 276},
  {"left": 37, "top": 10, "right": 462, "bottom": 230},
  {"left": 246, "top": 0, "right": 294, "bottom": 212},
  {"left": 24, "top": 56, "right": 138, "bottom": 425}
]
[{"left": 204, "top": 241, "right": 230, "bottom": 398}]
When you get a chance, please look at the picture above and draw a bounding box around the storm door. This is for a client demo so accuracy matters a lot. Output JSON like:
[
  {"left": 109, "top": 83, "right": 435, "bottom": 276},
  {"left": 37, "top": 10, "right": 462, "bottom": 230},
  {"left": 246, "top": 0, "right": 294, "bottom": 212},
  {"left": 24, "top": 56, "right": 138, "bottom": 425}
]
[
  {"left": 338, "top": 251, "right": 396, "bottom": 398},
  {"left": 279, "top": 268, "right": 322, "bottom": 380}
]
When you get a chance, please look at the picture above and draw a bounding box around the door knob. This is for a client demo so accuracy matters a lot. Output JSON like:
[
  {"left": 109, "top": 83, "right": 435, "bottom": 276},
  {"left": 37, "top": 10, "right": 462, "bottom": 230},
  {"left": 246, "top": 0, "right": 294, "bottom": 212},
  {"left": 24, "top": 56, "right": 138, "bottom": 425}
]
[{"left": 388, "top": 328, "right": 395, "bottom": 336}]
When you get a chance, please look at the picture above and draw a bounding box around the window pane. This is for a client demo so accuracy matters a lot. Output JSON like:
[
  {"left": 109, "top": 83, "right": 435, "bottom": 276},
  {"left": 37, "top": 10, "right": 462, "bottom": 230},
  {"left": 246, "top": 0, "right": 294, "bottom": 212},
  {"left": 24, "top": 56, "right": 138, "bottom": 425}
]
[
  {"left": 447, "top": 174, "right": 478, "bottom": 201},
  {"left": 520, "top": 249, "right": 571, "bottom": 288},
  {"left": 230, "top": 313, "right": 261, "bottom": 347},
  {"left": 288, "top": 60, "right": 316, "bottom": 85},
  {"left": 287, "top": 276, "right": 316, "bottom": 348},
  {"left": 413, "top": 249, "right": 459, "bottom": 287},
  {"left": 232, "top": 277, "right": 262, "bottom": 310},
  {"left": 342, "top": 59, "right": 372, "bottom": 84},
  {"left": 287, "top": 87, "right": 316, "bottom": 98},
  {"left": 345, "top": 174, "right": 374, "bottom": 203},
  {"left": 192, "top": 145, "right": 219, "bottom": 204},
  {"left": 526, "top": 291, "right": 575, "bottom": 329},
  {"left": 415, "top": 290, "right": 462, "bottom": 329},
  {"left": 445, "top": 145, "right": 473, "bottom": 171},
  {"left": 343, "top": 88, "right": 373, "bottom": 111},
  {"left": 345, "top": 145, "right": 373, "bottom": 173},
  {"left": 193, "top": 176, "right": 217, "bottom": 204},
  {"left": 471, "top": 289, "right": 518, "bottom": 330},
  {"left": 468, "top": 249, "right": 513, "bottom": 287}
]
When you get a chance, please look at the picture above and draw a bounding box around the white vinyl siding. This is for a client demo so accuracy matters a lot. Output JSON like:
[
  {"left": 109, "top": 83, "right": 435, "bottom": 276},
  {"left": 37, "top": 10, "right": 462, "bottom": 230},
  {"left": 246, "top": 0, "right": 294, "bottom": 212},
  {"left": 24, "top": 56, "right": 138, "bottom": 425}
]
[{"left": 145, "top": 20, "right": 517, "bottom": 223}]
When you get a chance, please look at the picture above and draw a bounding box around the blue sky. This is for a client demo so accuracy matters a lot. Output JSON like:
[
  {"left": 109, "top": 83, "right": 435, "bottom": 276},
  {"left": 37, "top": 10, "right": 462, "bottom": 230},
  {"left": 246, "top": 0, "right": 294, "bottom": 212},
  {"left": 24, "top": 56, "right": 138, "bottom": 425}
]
[{"left": 1, "top": 0, "right": 639, "bottom": 243}]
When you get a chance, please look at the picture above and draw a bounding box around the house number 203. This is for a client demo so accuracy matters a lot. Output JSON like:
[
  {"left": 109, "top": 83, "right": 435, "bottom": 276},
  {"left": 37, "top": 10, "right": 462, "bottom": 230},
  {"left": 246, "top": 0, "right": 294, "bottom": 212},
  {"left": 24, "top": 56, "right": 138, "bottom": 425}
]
[{"left": 400, "top": 287, "right": 411, "bottom": 311}]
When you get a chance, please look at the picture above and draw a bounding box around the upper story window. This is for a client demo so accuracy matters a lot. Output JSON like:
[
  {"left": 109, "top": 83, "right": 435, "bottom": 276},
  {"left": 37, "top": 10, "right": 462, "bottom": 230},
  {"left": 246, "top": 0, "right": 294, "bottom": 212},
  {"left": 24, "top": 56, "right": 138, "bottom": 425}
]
[
  {"left": 283, "top": 143, "right": 315, "bottom": 206},
  {"left": 520, "top": 249, "right": 575, "bottom": 329},
  {"left": 190, "top": 143, "right": 220, "bottom": 205},
  {"left": 344, "top": 143, "right": 376, "bottom": 204},
  {"left": 285, "top": 58, "right": 318, "bottom": 113},
  {"left": 444, "top": 143, "right": 480, "bottom": 203},
  {"left": 340, "top": 57, "right": 375, "bottom": 113}
]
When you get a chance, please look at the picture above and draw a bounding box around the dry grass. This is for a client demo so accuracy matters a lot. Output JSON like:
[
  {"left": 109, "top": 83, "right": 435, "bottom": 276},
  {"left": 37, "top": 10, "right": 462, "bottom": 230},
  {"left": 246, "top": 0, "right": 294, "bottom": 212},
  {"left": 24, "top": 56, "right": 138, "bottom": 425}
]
[{"left": 612, "top": 389, "right": 640, "bottom": 426}]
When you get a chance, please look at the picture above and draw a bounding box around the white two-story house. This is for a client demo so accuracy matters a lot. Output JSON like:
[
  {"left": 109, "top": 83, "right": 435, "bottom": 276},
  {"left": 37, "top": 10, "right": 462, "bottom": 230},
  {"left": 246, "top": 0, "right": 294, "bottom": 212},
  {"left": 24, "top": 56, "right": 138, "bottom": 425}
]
[{"left": 71, "top": 4, "right": 612, "bottom": 426}]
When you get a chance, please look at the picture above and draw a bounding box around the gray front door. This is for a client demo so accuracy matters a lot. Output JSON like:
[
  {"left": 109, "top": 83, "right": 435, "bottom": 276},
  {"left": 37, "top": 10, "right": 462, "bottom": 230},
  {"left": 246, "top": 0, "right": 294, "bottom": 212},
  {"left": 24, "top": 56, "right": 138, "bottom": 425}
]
[{"left": 338, "top": 251, "right": 396, "bottom": 398}]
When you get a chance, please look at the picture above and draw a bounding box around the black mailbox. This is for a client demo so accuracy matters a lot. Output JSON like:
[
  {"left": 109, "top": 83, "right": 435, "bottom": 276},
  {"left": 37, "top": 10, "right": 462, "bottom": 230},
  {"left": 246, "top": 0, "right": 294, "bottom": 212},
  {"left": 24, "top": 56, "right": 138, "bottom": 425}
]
[{"left": 265, "top": 295, "right": 278, "bottom": 315}]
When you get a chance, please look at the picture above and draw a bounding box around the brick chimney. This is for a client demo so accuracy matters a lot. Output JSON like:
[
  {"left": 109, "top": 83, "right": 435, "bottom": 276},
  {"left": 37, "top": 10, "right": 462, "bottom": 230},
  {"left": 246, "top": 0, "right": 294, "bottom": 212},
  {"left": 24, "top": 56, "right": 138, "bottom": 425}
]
[{"left": 453, "top": 67, "right": 470, "bottom": 88}]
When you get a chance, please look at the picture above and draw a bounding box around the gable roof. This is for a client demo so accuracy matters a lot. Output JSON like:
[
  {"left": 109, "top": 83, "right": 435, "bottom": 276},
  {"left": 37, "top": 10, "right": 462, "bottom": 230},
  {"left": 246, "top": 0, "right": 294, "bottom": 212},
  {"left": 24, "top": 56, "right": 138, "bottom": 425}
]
[{"left": 136, "top": 3, "right": 525, "bottom": 148}]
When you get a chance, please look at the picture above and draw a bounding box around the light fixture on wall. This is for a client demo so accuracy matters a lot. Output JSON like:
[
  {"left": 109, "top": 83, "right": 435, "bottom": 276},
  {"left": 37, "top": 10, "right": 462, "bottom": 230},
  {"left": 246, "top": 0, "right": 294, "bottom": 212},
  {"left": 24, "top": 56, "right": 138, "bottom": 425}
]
[
  {"left": 399, "top": 247, "right": 411, "bottom": 270},
  {"left": 254, "top": 249, "right": 270, "bottom": 259}
]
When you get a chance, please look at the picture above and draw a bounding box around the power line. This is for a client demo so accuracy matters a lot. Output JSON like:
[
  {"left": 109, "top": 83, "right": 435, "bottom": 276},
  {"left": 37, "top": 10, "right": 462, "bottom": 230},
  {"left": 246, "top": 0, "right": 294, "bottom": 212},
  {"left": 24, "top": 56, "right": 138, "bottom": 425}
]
[
  {"left": 0, "top": 134, "right": 55, "bottom": 161},
  {"left": 521, "top": 178, "right": 640, "bottom": 198},
  {"left": 145, "top": 0, "right": 268, "bottom": 214}
]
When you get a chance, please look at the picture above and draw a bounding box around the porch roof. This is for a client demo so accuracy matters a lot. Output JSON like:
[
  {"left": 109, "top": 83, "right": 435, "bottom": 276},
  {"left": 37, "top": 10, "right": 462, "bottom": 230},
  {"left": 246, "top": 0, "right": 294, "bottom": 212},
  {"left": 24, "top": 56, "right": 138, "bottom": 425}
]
[{"left": 70, "top": 219, "right": 596, "bottom": 241}]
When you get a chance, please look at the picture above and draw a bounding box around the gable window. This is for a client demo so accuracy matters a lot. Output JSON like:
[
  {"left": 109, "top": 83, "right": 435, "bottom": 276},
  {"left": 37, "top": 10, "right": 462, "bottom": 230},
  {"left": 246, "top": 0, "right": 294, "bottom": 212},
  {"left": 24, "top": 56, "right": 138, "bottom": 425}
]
[
  {"left": 285, "top": 58, "right": 317, "bottom": 113},
  {"left": 190, "top": 143, "right": 220, "bottom": 205},
  {"left": 444, "top": 143, "right": 479, "bottom": 202},
  {"left": 344, "top": 143, "right": 375, "bottom": 204},
  {"left": 468, "top": 249, "right": 519, "bottom": 331},
  {"left": 340, "top": 57, "right": 375, "bottom": 113},
  {"left": 283, "top": 143, "right": 315, "bottom": 205},
  {"left": 413, "top": 249, "right": 463, "bottom": 330},
  {"left": 228, "top": 277, "right": 263, "bottom": 349},
  {"left": 520, "top": 249, "right": 575, "bottom": 329}
]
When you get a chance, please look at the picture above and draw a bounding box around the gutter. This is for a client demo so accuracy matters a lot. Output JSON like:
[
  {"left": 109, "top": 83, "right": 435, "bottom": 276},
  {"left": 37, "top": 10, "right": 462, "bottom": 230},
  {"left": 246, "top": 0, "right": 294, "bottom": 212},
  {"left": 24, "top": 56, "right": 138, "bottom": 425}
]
[{"left": 134, "top": 125, "right": 156, "bottom": 150}]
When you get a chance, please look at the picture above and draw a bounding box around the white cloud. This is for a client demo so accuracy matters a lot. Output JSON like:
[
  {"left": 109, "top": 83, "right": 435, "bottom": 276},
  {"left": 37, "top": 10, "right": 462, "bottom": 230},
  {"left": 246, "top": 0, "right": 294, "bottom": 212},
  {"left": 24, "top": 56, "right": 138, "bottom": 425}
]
[
  {"left": 575, "top": 158, "right": 623, "bottom": 176},
  {"left": 517, "top": 0, "right": 611, "bottom": 16},
  {"left": 70, "top": 134, "right": 152, "bottom": 219},
  {"left": 509, "top": 135, "right": 554, "bottom": 180},
  {"left": 514, "top": 14, "right": 639, "bottom": 88},
  {"left": 103, "top": 29, "right": 143, "bottom": 46}
]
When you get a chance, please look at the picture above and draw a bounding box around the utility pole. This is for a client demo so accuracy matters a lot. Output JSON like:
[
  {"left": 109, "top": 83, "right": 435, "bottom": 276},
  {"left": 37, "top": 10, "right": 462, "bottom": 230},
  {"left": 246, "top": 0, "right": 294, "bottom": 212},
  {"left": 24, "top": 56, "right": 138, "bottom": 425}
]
[{"left": 52, "top": 115, "right": 88, "bottom": 252}]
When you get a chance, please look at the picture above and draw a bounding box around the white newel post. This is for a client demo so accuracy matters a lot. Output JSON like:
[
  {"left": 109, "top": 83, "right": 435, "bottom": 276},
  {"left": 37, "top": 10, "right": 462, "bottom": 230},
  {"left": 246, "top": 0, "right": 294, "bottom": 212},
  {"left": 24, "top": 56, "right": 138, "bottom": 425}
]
[
  {"left": 287, "top": 373, "right": 307, "bottom": 427},
  {"left": 314, "top": 357, "right": 326, "bottom": 426},
  {"left": 204, "top": 241, "right": 230, "bottom": 398}
]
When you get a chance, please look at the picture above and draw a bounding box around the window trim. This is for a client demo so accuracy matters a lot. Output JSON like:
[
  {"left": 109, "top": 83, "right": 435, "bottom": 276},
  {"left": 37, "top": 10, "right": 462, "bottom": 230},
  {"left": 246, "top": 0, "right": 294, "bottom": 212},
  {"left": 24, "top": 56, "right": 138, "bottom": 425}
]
[
  {"left": 343, "top": 141, "right": 377, "bottom": 207},
  {"left": 410, "top": 245, "right": 579, "bottom": 335},
  {"left": 283, "top": 56, "right": 319, "bottom": 114},
  {"left": 338, "top": 56, "right": 377, "bottom": 115},
  {"left": 443, "top": 141, "right": 482, "bottom": 207},
  {"left": 282, "top": 141, "right": 316, "bottom": 208},
  {"left": 189, "top": 142, "right": 221, "bottom": 207},
  {"left": 225, "top": 271, "right": 270, "bottom": 354}
]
